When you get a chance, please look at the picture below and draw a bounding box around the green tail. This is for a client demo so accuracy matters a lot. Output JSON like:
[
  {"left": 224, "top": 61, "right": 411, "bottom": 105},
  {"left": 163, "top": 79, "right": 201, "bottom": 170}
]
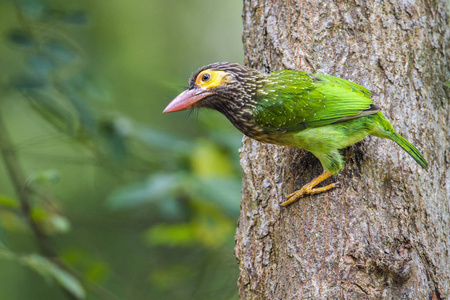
[
  {"left": 389, "top": 131, "right": 428, "bottom": 169},
  {"left": 370, "top": 113, "right": 427, "bottom": 169}
]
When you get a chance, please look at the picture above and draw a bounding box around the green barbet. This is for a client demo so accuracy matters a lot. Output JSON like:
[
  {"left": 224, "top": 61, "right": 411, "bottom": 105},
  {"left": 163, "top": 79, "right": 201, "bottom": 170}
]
[{"left": 163, "top": 62, "right": 427, "bottom": 206}]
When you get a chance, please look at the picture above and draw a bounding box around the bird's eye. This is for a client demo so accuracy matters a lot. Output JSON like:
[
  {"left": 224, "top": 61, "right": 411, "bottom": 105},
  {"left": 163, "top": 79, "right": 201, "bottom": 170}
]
[
  {"left": 195, "top": 70, "right": 228, "bottom": 89},
  {"left": 201, "top": 73, "right": 211, "bottom": 82}
]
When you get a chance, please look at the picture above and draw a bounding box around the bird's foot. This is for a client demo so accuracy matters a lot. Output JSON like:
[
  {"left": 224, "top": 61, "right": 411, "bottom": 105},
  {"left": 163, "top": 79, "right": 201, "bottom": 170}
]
[
  {"left": 282, "top": 188, "right": 307, "bottom": 206},
  {"left": 281, "top": 182, "right": 339, "bottom": 206}
]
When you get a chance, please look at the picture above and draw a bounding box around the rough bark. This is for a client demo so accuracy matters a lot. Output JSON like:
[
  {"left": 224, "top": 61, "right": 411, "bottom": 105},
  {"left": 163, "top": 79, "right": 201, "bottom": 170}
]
[{"left": 235, "top": 1, "right": 449, "bottom": 299}]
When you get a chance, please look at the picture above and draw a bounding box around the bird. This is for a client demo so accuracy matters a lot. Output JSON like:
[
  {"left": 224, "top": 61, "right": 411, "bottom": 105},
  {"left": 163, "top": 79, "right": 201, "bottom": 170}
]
[{"left": 163, "top": 62, "right": 427, "bottom": 206}]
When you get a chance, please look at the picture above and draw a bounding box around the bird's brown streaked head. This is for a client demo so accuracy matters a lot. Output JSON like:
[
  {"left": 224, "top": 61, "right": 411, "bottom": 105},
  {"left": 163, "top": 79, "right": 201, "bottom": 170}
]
[{"left": 163, "top": 62, "right": 262, "bottom": 114}]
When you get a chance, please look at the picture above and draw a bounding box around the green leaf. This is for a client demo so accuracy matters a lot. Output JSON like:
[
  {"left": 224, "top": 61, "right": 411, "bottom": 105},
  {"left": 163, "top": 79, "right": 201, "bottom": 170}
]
[
  {"left": 26, "top": 90, "right": 76, "bottom": 133},
  {"left": 46, "top": 213, "right": 71, "bottom": 235},
  {"left": 7, "top": 29, "right": 34, "bottom": 47},
  {"left": 144, "top": 209, "right": 235, "bottom": 248},
  {"left": 157, "top": 198, "right": 185, "bottom": 220},
  {"left": 0, "top": 195, "right": 19, "bottom": 210},
  {"left": 0, "top": 211, "right": 28, "bottom": 232},
  {"left": 19, "top": 0, "right": 45, "bottom": 19},
  {"left": 30, "top": 207, "right": 48, "bottom": 223},
  {"left": 62, "top": 11, "right": 89, "bottom": 24},
  {"left": 0, "top": 247, "right": 15, "bottom": 261},
  {"left": 30, "top": 208, "right": 71, "bottom": 235},
  {"left": 190, "top": 139, "right": 235, "bottom": 176},
  {"left": 44, "top": 40, "right": 77, "bottom": 63},
  {"left": 108, "top": 173, "right": 183, "bottom": 209},
  {"left": 445, "top": 81, "right": 450, "bottom": 87},
  {"left": 61, "top": 249, "right": 111, "bottom": 284},
  {"left": 0, "top": 249, "right": 85, "bottom": 299},
  {"left": 144, "top": 223, "right": 196, "bottom": 247},
  {"left": 63, "top": 85, "right": 96, "bottom": 135},
  {"left": 99, "top": 118, "right": 129, "bottom": 161},
  {"left": 28, "top": 169, "right": 61, "bottom": 185},
  {"left": 29, "top": 54, "right": 55, "bottom": 77},
  {"left": 12, "top": 74, "right": 47, "bottom": 89},
  {"left": 84, "top": 261, "right": 109, "bottom": 283},
  {"left": 149, "top": 265, "right": 191, "bottom": 290},
  {"left": 22, "top": 254, "right": 85, "bottom": 299}
]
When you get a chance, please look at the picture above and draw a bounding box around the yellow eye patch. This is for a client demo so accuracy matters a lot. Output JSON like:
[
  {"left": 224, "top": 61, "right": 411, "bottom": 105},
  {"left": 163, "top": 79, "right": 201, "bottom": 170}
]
[{"left": 195, "top": 70, "right": 230, "bottom": 89}]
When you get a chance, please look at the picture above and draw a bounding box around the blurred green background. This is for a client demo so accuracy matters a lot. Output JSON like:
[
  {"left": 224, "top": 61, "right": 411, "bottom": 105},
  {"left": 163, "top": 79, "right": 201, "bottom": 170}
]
[{"left": 0, "top": 0, "right": 244, "bottom": 299}]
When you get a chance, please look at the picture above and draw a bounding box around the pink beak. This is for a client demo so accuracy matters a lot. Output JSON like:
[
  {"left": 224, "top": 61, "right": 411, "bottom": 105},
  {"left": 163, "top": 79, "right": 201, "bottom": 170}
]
[{"left": 163, "top": 89, "right": 213, "bottom": 113}]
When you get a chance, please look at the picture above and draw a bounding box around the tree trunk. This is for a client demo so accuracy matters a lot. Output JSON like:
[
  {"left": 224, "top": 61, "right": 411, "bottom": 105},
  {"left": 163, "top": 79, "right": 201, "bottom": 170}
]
[{"left": 235, "top": 1, "right": 449, "bottom": 299}]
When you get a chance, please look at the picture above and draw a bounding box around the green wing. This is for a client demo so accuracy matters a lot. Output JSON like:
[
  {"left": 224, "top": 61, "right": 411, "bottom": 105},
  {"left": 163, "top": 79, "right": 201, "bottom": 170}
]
[{"left": 253, "top": 70, "right": 379, "bottom": 132}]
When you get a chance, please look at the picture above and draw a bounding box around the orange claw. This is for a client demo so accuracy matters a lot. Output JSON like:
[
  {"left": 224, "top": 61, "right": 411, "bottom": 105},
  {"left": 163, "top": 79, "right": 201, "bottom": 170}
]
[{"left": 282, "top": 171, "right": 339, "bottom": 206}]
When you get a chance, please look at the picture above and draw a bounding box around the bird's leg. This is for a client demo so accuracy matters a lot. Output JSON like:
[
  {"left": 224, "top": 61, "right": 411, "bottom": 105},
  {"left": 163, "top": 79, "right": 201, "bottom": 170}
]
[{"left": 282, "top": 171, "right": 338, "bottom": 206}]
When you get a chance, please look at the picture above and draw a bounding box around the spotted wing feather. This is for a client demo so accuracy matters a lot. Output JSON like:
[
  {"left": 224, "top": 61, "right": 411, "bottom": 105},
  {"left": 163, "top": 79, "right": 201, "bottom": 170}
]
[{"left": 253, "top": 70, "right": 379, "bottom": 132}]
